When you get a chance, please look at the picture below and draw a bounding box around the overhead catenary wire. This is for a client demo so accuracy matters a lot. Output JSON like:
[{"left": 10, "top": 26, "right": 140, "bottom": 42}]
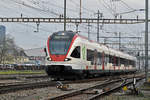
[
  {"left": 0, "top": 0, "right": 145, "bottom": 51},
  {"left": 96, "top": 0, "right": 143, "bottom": 51},
  {"left": 11, "top": 0, "right": 59, "bottom": 16},
  {"left": 69, "top": 0, "right": 95, "bottom": 13},
  {"left": 120, "top": 0, "right": 135, "bottom": 10},
  {"left": 97, "top": 0, "right": 115, "bottom": 16}
]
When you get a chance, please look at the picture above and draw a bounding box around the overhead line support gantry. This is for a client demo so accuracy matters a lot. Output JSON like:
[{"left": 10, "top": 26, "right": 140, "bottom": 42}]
[{"left": 0, "top": 17, "right": 146, "bottom": 24}]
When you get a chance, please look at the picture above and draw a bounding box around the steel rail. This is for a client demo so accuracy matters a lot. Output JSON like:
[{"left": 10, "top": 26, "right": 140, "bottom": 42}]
[
  {"left": 0, "top": 77, "right": 115, "bottom": 94},
  {"left": 0, "top": 80, "right": 56, "bottom": 94},
  {"left": 49, "top": 79, "right": 123, "bottom": 100},
  {"left": 0, "top": 76, "right": 110, "bottom": 94},
  {"left": 0, "top": 73, "right": 144, "bottom": 95},
  {"left": 0, "top": 74, "right": 47, "bottom": 80},
  {"left": 88, "top": 77, "right": 144, "bottom": 100},
  {"left": 49, "top": 75, "right": 145, "bottom": 100}
]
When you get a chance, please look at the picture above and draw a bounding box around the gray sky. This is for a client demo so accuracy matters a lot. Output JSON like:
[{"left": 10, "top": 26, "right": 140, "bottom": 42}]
[{"left": 0, "top": 0, "right": 148, "bottom": 49}]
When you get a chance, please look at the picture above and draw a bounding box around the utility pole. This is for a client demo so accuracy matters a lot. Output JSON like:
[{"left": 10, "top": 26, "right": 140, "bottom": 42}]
[
  {"left": 80, "top": 0, "right": 82, "bottom": 19},
  {"left": 119, "top": 32, "right": 121, "bottom": 50},
  {"left": 64, "top": 0, "right": 66, "bottom": 31},
  {"left": 138, "top": 52, "right": 141, "bottom": 70},
  {"left": 138, "top": 37, "right": 141, "bottom": 71},
  {"left": 96, "top": 10, "right": 103, "bottom": 42},
  {"left": 75, "top": 23, "right": 79, "bottom": 33},
  {"left": 34, "top": 22, "right": 40, "bottom": 32},
  {"left": 104, "top": 38, "right": 107, "bottom": 45},
  {"left": 87, "top": 22, "right": 92, "bottom": 40},
  {"left": 97, "top": 10, "right": 100, "bottom": 42},
  {"left": 145, "top": 0, "right": 149, "bottom": 82}
]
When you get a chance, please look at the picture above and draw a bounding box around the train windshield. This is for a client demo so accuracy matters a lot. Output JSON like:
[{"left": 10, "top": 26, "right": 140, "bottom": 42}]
[
  {"left": 49, "top": 40, "right": 71, "bottom": 55},
  {"left": 49, "top": 31, "right": 75, "bottom": 55}
]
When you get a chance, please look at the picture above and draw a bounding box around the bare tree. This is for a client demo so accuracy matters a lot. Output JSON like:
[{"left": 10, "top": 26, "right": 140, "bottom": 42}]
[{"left": 0, "top": 35, "right": 21, "bottom": 64}]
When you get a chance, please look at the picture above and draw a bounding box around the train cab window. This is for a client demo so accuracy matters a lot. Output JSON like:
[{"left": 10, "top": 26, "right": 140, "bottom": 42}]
[{"left": 71, "top": 46, "right": 80, "bottom": 58}]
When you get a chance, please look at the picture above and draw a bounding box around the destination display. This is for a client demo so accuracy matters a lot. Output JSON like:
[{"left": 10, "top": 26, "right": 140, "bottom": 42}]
[{"left": 53, "top": 35, "right": 70, "bottom": 39}]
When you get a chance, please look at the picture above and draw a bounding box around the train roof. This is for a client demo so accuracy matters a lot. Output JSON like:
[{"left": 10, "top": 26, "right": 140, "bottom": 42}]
[{"left": 51, "top": 31, "right": 76, "bottom": 37}]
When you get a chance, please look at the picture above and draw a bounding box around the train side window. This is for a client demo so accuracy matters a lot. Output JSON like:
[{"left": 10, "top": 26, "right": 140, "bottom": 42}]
[
  {"left": 115, "top": 57, "right": 120, "bottom": 66},
  {"left": 87, "top": 49, "right": 94, "bottom": 64},
  {"left": 71, "top": 46, "right": 80, "bottom": 58},
  {"left": 133, "top": 61, "right": 136, "bottom": 67},
  {"left": 129, "top": 60, "right": 135, "bottom": 67},
  {"left": 121, "top": 58, "right": 124, "bottom": 65},
  {"left": 117, "top": 57, "right": 120, "bottom": 66},
  {"left": 109, "top": 55, "right": 113, "bottom": 63},
  {"left": 125, "top": 59, "right": 128, "bottom": 66},
  {"left": 105, "top": 54, "right": 109, "bottom": 64},
  {"left": 97, "top": 52, "right": 102, "bottom": 65}
]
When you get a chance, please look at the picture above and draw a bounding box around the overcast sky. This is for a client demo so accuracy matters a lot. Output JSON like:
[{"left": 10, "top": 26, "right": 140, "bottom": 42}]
[{"left": 0, "top": 0, "right": 149, "bottom": 49}]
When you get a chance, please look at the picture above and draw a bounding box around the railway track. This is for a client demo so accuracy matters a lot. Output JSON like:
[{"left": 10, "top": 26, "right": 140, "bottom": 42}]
[
  {"left": 0, "top": 76, "right": 110, "bottom": 95},
  {"left": 0, "top": 74, "right": 47, "bottom": 80},
  {"left": 0, "top": 80, "right": 56, "bottom": 94},
  {"left": 0, "top": 73, "right": 145, "bottom": 95},
  {"left": 88, "top": 78, "right": 143, "bottom": 100},
  {"left": 0, "top": 74, "right": 50, "bottom": 87},
  {"left": 48, "top": 75, "right": 144, "bottom": 100}
]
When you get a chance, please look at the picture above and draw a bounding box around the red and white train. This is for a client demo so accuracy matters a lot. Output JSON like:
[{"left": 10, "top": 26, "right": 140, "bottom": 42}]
[{"left": 45, "top": 31, "right": 137, "bottom": 79}]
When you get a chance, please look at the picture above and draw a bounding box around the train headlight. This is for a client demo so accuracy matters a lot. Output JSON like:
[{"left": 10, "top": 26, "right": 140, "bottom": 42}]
[
  {"left": 64, "top": 58, "right": 71, "bottom": 61},
  {"left": 47, "top": 57, "right": 51, "bottom": 61}
]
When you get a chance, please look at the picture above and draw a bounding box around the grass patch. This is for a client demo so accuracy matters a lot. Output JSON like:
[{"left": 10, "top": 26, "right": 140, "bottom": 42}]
[{"left": 0, "top": 70, "right": 46, "bottom": 75}]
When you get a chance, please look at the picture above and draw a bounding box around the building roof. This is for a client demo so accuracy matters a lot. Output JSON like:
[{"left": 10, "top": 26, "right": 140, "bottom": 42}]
[{"left": 24, "top": 48, "right": 46, "bottom": 57}]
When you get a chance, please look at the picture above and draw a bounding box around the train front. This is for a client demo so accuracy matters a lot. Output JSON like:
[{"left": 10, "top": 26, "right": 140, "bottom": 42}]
[{"left": 45, "top": 31, "right": 81, "bottom": 79}]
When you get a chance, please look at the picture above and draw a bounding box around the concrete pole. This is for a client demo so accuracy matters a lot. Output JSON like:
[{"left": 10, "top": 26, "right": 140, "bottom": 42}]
[
  {"left": 119, "top": 32, "right": 121, "bottom": 50},
  {"left": 87, "top": 22, "right": 92, "bottom": 40},
  {"left": 76, "top": 23, "right": 79, "bottom": 33},
  {"left": 97, "top": 10, "right": 100, "bottom": 42},
  {"left": 145, "top": 0, "right": 149, "bottom": 82},
  {"left": 64, "top": 0, "right": 66, "bottom": 31},
  {"left": 80, "top": 0, "right": 82, "bottom": 19}
]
